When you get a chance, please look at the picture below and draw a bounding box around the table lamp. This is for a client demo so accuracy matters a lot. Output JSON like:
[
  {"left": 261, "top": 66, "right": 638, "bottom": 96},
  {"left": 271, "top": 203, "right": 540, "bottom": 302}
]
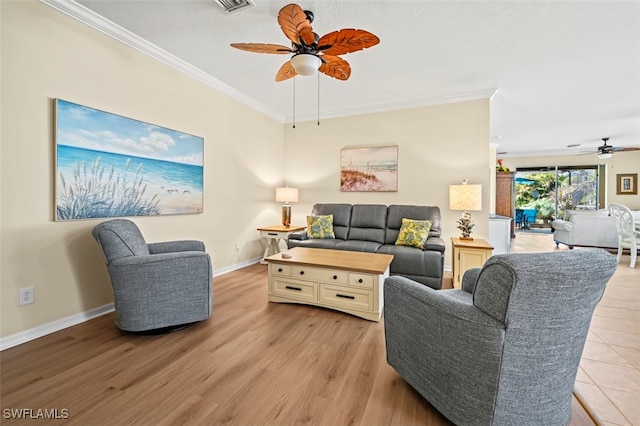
[
  {"left": 275, "top": 186, "right": 299, "bottom": 227},
  {"left": 449, "top": 180, "right": 482, "bottom": 240}
]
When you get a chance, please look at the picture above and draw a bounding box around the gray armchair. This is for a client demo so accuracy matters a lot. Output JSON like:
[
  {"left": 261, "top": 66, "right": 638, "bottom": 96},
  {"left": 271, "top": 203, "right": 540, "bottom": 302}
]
[
  {"left": 384, "top": 249, "right": 616, "bottom": 426},
  {"left": 92, "top": 219, "right": 212, "bottom": 333}
]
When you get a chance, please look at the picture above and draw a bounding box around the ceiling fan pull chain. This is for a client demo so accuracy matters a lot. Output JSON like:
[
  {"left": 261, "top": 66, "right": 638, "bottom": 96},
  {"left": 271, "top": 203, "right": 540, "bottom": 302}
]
[
  {"left": 317, "top": 72, "right": 320, "bottom": 126},
  {"left": 293, "top": 76, "right": 296, "bottom": 129}
]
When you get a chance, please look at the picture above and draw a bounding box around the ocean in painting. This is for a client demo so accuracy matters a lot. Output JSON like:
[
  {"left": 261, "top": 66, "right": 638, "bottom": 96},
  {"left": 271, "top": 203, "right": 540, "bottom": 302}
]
[{"left": 56, "top": 145, "right": 203, "bottom": 220}]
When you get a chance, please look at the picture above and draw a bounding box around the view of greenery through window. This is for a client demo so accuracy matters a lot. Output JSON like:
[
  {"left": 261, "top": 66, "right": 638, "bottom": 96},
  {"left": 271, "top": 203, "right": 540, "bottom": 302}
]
[{"left": 515, "top": 168, "right": 598, "bottom": 225}]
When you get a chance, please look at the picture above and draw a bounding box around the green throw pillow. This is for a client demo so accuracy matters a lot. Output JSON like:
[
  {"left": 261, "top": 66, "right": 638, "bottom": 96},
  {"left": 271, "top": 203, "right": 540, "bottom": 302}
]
[
  {"left": 395, "top": 218, "right": 432, "bottom": 249},
  {"left": 307, "top": 215, "right": 335, "bottom": 239}
]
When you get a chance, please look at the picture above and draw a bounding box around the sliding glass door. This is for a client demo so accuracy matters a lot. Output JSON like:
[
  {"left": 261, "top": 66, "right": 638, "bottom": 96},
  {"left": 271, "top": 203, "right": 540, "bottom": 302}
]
[{"left": 514, "top": 165, "right": 604, "bottom": 226}]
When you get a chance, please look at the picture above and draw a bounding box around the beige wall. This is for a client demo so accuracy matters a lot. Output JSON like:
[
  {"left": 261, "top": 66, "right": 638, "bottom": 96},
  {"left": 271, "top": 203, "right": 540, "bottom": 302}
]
[
  {"left": 505, "top": 152, "right": 640, "bottom": 210},
  {"left": 0, "top": 1, "right": 284, "bottom": 338},
  {"left": 283, "top": 100, "right": 493, "bottom": 266}
]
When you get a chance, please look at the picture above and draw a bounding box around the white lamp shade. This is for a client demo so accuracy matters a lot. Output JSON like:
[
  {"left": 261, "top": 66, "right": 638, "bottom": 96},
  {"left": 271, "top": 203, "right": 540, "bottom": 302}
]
[
  {"left": 449, "top": 183, "right": 482, "bottom": 211},
  {"left": 290, "top": 54, "right": 321, "bottom": 76},
  {"left": 275, "top": 187, "right": 299, "bottom": 203}
]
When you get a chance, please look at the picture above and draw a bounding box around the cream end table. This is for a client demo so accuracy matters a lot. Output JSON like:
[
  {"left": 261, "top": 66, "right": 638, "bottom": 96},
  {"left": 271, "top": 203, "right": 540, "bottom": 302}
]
[
  {"left": 257, "top": 225, "right": 306, "bottom": 264},
  {"left": 265, "top": 247, "right": 394, "bottom": 321},
  {"left": 451, "top": 237, "right": 494, "bottom": 289}
]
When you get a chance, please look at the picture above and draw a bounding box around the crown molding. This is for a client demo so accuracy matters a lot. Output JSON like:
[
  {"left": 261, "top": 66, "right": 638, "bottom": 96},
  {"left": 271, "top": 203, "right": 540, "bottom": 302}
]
[
  {"left": 40, "top": 0, "right": 496, "bottom": 126},
  {"left": 284, "top": 88, "right": 498, "bottom": 123},
  {"left": 39, "top": 0, "right": 285, "bottom": 122}
]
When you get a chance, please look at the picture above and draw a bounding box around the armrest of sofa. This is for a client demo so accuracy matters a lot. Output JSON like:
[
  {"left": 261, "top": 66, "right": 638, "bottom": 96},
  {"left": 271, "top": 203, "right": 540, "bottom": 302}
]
[
  {"left": 148, "top": 240, "right": 205, "bottom": 254},
  {"left": 424, "top": 236, "right": 445, "bottom": 253},
  {"left": 288, "top": 231, "right": 308, "bottom": 241},
  {"left": 550, "top": 219, "right": 572, "bottom": 232}
]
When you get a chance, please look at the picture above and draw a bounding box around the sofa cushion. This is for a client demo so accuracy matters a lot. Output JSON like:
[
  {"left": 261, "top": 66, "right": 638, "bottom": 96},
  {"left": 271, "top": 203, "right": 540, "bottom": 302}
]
[
  {"left": 307, "top": 215, "right": 335, "bottom": 239},
  {"left": 287, "top": 238, "right": 343, "bottom": 249},
  {"left": 347, "top": 204, "right": 387, "bottom": 244},
  {"left": 311, "top": 204, "right": 352, "bottom": 240},
  {"left": 385, "top": 205, "right": 441, "bottom": 244},
  {"left": 395, "top": 218, "right": 432, "bottom": 249},
  {"left": 334, "top": 240, "right": 383, "bottom": 252},
  {"left": 563, "top": 209, "right": 609, "bottom": 221}
]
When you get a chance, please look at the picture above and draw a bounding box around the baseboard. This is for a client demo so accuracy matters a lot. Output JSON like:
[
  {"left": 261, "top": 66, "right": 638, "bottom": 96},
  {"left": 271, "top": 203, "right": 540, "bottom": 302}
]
[
  {"left": 0, "top": 303, "right": 115, "bottom": 351},
  {"left": 1, "top": 257, "right": 263, "bottom": 352},
  {"left": 213, "top": 257, "right": 262, "bottom": 276}
]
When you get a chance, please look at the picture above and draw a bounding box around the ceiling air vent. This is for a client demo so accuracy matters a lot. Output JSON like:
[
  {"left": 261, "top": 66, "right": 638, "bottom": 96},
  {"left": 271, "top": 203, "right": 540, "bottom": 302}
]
[{"left": 215, "top": 0, "right": 255, "bottom": 13}]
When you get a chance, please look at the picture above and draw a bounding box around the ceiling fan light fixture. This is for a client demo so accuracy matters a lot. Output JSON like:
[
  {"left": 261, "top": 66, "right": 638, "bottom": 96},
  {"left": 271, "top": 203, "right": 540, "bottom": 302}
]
[
  {"left": 597, "top": 152, "right": 613, "bottom": 159},
  {"left": 291, "top": 54, "right": 321, "bottom": 76}
]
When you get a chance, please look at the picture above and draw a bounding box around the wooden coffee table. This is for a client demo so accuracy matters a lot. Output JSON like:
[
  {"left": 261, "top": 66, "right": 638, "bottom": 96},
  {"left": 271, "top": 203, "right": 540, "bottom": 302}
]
[{"left": 265, "top": 247, "right": 394, "bottom": 321}]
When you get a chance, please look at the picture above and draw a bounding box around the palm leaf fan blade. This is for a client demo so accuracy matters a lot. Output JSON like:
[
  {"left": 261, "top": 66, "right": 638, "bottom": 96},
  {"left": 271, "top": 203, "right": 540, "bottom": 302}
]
[
  {"left": 278, "top": 4, "right": 314, "bottom": 46},
  {"left": 275, "top": 61, "right": 297, "bottom": 82},
  {"left": 319, "top": 55, "right": 351, "bottom": 81},
  {"left": 230, "top": 43, "right": 292, "bottom": 54},
  {"left": 318, "top": 29, "right": 380, "bottom": 55}
]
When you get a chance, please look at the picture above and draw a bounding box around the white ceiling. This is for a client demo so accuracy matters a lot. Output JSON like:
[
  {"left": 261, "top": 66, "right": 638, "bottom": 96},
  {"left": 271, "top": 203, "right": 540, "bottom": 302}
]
[{"left": 49, "top": 0, "right": 640, "bottom": 157}]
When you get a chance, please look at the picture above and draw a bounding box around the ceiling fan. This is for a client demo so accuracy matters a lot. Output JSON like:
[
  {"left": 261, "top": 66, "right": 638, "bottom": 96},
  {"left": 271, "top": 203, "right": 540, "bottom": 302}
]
[
  {"left": 581, "top": 138, "right": 640, "bottom": 159},
  {"left": 230, "top": 3, "right": 380, "bottom": 82}
]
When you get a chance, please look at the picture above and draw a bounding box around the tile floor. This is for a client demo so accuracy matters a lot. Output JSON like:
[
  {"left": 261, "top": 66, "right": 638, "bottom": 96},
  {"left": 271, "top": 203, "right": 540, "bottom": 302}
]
[{"left": 511, "top": 232, "right": 640, "bottom": 426}]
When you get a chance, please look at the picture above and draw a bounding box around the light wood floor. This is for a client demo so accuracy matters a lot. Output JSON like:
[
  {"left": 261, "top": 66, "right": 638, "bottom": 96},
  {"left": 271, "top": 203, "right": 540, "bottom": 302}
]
[{"left": 0, "top": 237, "right": 605, "bottom": 425}]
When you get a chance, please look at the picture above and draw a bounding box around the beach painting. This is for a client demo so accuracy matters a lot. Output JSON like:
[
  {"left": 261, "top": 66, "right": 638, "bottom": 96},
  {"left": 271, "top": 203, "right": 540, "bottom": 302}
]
[
  {"left": 340, "top": 145, "right": 398, "bottom": 192},
  {"left": 55, "top": 99, "right": 204, "bottom": 221}
]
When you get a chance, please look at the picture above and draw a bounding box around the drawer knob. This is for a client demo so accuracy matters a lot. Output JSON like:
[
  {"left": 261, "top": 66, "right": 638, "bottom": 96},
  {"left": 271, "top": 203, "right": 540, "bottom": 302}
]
[
  {"left": 333, "top": 275, "right": 338, "bottom": 280},
  {"left": 300, "top": 271, "right": 305, "bottom": 275},
  {"left": 278, "top": 268, "right": 283, "bottom": 273},
  {"left": 358, "top": 278, "right": 363, "bottom": 283}
]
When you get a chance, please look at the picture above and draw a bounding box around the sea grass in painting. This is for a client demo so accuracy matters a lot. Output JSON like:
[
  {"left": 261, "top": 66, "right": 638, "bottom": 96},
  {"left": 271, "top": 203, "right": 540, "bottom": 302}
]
[
  {"left": 340, "top": 146, "right": 398, "bottom": 192},
  {"left": 57, "top": 156, "right": 160, "bottom": 220}
]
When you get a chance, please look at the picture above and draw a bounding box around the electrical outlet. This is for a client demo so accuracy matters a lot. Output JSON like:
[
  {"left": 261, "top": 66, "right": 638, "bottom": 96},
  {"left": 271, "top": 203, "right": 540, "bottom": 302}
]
[
  {"left": 234, "top": 243, "right": 240, "bottom": 252},
  {"left": 19, "top": 287, "right": 34, "bottom": 305}
]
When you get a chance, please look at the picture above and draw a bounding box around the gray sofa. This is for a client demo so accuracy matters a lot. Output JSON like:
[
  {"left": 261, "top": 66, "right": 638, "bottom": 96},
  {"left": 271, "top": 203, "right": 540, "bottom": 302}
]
[
  {"left": 385, "top": 249, "right": 617, "bottom": 425},
  {"left": 287, "top": 203, "right": 445, "bottom": 289},
  {"left": 552, "top": 208, "right": 640, "bottom": 250}
]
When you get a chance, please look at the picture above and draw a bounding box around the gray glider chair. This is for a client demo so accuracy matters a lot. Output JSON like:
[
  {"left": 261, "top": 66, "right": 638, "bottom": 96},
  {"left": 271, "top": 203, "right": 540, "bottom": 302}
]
[
  {"left": 384, "top": 249, "right": 616, "bottom": 426},
  {"left": 92, "top": 219, "right": 213, "bottom": 333}
]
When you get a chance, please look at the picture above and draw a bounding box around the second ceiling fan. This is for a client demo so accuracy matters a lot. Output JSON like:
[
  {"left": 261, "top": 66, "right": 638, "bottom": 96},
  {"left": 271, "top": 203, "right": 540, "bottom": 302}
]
[
  {"left": 581, "top": 138, "right": 640, "bottom": 158},
  {"left": 231, "top": 3, "right": 379, "bottom": 81}
]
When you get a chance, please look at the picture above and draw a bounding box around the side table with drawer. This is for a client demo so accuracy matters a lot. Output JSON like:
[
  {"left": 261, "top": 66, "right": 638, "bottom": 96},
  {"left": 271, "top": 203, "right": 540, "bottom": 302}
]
[
  {"left": 451, "top": 237, "right": 494, "bottom": 289},
  {"left": 257, "top": 225, "right": 306, "bottom": 264}
]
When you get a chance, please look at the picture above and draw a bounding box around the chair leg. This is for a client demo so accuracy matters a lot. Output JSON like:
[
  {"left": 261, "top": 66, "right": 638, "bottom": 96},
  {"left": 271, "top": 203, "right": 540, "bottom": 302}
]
[
  {"left": 631, "top": 241, "right": 637, "bottom": 268},
  {"left": 616, "top": 243, "right": 623, "bottom": 264}
]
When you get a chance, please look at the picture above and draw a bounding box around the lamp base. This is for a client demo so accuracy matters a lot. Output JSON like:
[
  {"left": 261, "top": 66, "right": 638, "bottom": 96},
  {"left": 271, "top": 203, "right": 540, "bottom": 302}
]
[
  {"left": 456, "top": 210, "right": 475, "bottom": 241},
  {"left": 281, "top": 204, "right": 291, "bottom": 227}
]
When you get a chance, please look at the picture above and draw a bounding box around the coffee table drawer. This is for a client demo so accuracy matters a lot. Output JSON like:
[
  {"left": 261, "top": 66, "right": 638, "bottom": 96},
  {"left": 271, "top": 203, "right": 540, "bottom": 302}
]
[
  {"left": 270, "top": 263, "right": 291, "bottom": 277},
  {"left": 349, "top": 273, "right": 374, "bottom": 289},
  {"left": 273, "top": 278, "right": 317, "bottom": 302},
  {"left": 292, "top": 266, "right": 348, "bottom": 285},
  {"left": 320, "top": 284, "right": 373, "bottom": 311}
]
